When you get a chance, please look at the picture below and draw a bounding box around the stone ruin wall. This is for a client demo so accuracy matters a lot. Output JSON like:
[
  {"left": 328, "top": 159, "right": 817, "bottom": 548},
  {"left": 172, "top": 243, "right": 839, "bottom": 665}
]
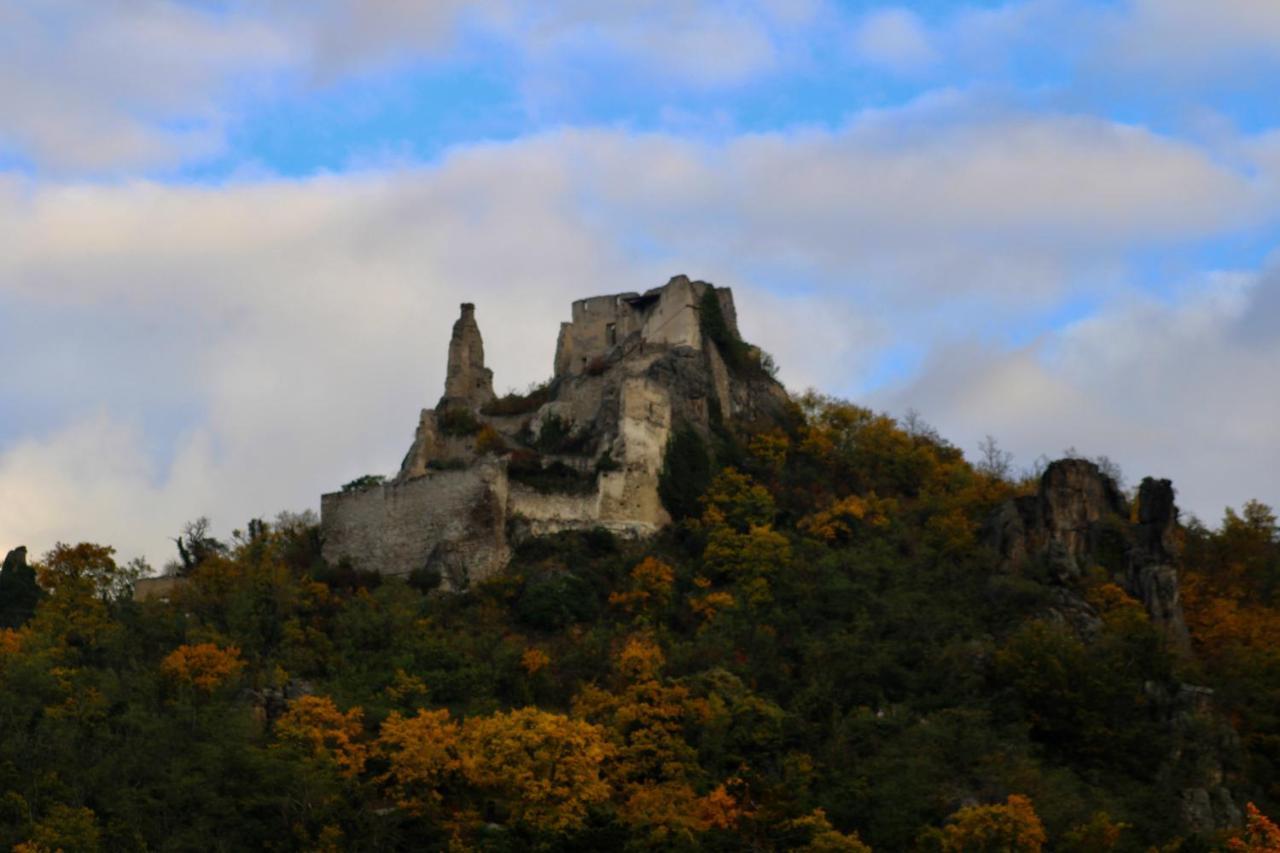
[
  {"left": 321, "top": 275, "right": 770, "bottom": 588},
  {"left": 320, "top": 462, "right": 509, "bottom": 588}
]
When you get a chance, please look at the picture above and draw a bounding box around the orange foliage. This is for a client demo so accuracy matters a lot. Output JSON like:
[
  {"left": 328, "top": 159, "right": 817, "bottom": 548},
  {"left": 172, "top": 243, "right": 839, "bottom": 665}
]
[
  {"left": 0, "top": 627, "right": 22, "bottom": 659},
  {"left": 274, "top": 695, "right": 368, "bottom": 776},
  {"left": 160, "top": 642, "right": 244, "bottom": 693},
  {"left": 616, "top": 633, "right": 666, "bottom": 681},
  {"left": 609, "top": 557, "right": 675, "bottom": 614},
  {"left": 521, "top": 647, "right": 551, "bottom": 675},
  {"left": 798, "top": 493, "right": 893, "bottom": 543},
  {"left": 925, "top": 794, "right": 1046, "bottom": 853},
  {"left": 377, "top": 708, "right": 462, "bottom": 816},
  {"left": 1229, "top": 802, "right": 1280, "bottom": 852},
  {"left": 457, "top": 708, "right": 614, "bottom": 833},
  {"left": 377, "top": 706, "right": 614, "bottom": 834}
]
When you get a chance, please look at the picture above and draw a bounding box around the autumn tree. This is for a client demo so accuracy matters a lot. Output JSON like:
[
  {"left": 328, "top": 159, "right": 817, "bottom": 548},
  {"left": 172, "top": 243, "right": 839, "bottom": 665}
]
[
  {"left": 919, "top": 794, "right": 1046, "bottom": 853},
  {"left": 160, "top": 642, "right": 244, "bottom": 694}
]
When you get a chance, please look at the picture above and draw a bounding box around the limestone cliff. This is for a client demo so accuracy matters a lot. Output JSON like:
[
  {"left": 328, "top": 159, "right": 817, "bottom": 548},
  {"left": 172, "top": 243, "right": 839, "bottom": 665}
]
[
  {"left": 321, "top": 275, "right": 790, "bottom": 588},
  {"left": 986, "top": 459, "right": 1241, "bottom": 831}
]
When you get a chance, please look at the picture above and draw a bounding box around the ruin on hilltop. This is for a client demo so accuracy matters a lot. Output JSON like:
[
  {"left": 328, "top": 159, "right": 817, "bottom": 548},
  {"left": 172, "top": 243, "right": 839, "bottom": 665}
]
[{"left": 320, "top": 275, "right": 791, "bottom": 589}]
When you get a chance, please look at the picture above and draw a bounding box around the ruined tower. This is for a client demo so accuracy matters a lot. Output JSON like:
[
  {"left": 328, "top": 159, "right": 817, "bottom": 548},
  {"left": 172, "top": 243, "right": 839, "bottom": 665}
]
[
  {"left": 321, "top": 276, "right": 792, "bottom": 589},
  {"left": 440, "top": 303, "right": 494, "bottom": 410}
]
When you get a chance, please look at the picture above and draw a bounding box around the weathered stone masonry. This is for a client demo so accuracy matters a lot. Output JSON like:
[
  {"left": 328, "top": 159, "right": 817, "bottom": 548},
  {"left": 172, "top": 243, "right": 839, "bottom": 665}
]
[{"left": 320, "top": 275, "right": 789, "bottom": 588}]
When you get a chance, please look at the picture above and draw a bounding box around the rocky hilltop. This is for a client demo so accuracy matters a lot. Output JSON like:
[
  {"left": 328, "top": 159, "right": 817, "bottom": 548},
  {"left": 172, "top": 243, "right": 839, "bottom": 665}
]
[{"left": 320, "top": 275, "right": 790, "bottom": 588}]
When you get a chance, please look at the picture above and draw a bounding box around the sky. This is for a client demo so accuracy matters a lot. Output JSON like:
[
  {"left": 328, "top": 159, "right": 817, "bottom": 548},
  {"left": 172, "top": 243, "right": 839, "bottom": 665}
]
[{"left": 2, "top": 0, "right": 1278, "bottom": 566}]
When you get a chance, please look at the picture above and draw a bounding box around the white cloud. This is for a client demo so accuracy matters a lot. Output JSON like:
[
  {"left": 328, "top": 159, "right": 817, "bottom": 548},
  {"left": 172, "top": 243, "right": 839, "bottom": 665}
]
[
  {"left": 1098, "top": 0, "right": 1280, "bottom": 78},
  {"left": 850, "top": 8, "right": 938, "bottom": 73},
  {"left": 0, "top": 2, "right": 293, "bottom": 173},
  {"left": 870, "top": 268, "right": 1280, "bottom": 522},
  {"left": 1, "top": 103, "right": 1275, "bottom": 560}
]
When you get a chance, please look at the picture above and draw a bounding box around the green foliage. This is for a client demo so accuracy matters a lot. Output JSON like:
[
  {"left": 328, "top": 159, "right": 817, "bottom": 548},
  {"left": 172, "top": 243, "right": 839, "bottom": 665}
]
[
  {"left": 507, "top": 450, "right": 597, "bottom": 494},
  {"left": 481, "top": 380, "right": 554, "bottom": 416},
  {"left": 341, "top": 474, "right": 385, "bottom": 493},
  {"left": 659, "top": 424, "right": 712, "bottom": 520},
  {"left": 437, "top": 406, "right": 481, "bottom": 436},
  {"left": 1, "top": 395, "right": 1272, "bottom": 851},
  {"left": 698, "top": 287, "right": 778, "bottom": 379}
]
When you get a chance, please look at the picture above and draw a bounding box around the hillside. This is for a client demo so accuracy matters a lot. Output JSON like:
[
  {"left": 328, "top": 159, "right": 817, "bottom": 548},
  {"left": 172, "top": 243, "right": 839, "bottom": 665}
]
[{"left": 2, "top": 396, "right": 1280, "bottom": 849}]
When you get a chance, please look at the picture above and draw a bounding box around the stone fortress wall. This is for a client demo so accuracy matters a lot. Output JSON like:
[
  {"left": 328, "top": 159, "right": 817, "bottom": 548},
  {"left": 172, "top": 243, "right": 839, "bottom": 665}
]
[{"left": 320, "top": 275, "right": 788, "bottom": 588}]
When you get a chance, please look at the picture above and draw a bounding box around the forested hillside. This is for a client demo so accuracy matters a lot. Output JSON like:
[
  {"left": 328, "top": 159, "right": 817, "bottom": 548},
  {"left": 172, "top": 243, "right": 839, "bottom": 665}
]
[{"left": 1, "top": 393, "right": 1278, "bottom": 851}]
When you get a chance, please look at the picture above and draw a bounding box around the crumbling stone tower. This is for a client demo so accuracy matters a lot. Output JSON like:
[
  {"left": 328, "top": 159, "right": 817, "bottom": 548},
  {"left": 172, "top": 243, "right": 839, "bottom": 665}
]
[
  {"left": 321, "top": 275, "right": 791, "bottom": 589},
  {"left": 441, "top": 303, "right": 494, "bottom": 410}
]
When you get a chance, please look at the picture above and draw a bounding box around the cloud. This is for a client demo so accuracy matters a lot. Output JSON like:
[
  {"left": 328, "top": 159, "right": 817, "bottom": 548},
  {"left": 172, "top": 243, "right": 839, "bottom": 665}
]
[
  {"left": 850, "top": 8, "right": 938, "bottom": 74},
  {"left": 0, "top": 2, "right": 293, "bottom": 173},
  {"left": 1, "top": 101, "right": 1275, "bottom": 560},
  {"left": 870, "top": 268, "right": 1280, "bottom": 522},
  {"left": 0, "top": 0, "right": 826, "bottom": 175},
  {"left": 1097, "top": 0, "right": 1280, "bottom": 79}
]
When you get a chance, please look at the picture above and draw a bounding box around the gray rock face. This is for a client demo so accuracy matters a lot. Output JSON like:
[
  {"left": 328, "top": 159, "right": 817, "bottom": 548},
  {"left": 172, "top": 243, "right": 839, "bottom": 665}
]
[
  {"left": 441, "top": 303, "right": 494, "bottom": 410},
  {"left": 987, "top": 459, "right": 1189, "bottom": 649},
  {"left": 1129, "top": 476, "right": 1192, "bottom": 652}
]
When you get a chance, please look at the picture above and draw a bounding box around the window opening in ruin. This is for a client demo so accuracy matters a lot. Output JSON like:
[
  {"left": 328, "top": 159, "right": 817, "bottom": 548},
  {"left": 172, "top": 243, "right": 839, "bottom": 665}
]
[{"left": 605, "top": 323, "right": 617, "bottom": 346}]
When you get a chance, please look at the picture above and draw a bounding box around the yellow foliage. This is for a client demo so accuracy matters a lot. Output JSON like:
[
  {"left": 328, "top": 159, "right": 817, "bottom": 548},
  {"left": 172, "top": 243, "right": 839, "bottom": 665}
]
[
  {"left": 457, "top": 708, "right": 615, "bottom": 833},
  {"left": 689, "top": 590, "right": 737, "bottom": 625},
  {"left": 274, "top": 695, "right": 368, "bottom": 777},
  {"left": 377, "top": 708, "right": 462, "bottom": 815},
  {"left": 617, "top": 633, "right": 666, "bottom": 681},
  {"left": 703, "top": 523, "right": 791, "bottom": 582},
  {"left": 22, "top": 804, "right": 101, "bottom": 853},
  {"left": 618, "top": 780, "right": 743, "bottom": 842},
  {"left": 475, "top": 424, "right": 508, "bottom": 455},
  {"left": 701, "top": 468, "right": 776, "bottom": 531},
  {"left": 1229, "top": 802, "right": 1280, "bottom": 852},
  {"left": 799, "top": 495, "right": 869, "bottom": 542},
  {"left": 160, "top": 642, "right": 244, "bottom": 693},
  {"left": 748, "top": 429, "right": 790, "bottom": 471},
  {"left": 609, "top": 557, "right": 676, "bottom": 614},
  {"left": 1060, "top": 810, "right": 1130, "bottom": 852},
  {"left": 382, "top": 668, "right": 429, "bottom": 704},
  {"left": 925, "top": 794, "right": 1046, "bottom": 853},
  {"left": 785, "top": 808, "right": 872, "bottom": 852},
  {"left": 521, "top": 647, "right": 551, "bottom": 675},
  {"left": 0, "top": 627, "right": 23, "bottom": 660}
]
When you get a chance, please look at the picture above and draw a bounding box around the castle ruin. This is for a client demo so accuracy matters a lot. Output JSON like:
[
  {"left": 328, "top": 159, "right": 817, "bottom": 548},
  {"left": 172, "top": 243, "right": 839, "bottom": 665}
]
[{"left": 320, "top": 275, "right": 789, "bottom": 588}]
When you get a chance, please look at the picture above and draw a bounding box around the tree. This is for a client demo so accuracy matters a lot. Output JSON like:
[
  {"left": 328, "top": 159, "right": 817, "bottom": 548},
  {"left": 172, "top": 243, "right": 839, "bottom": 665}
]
[
  {"left": 160, "top": 643, "right": 244, "bottom": 694},
  {"left": 920, "top": 794, "right": 1046, "bottom": 853},
  {"left": 1229, "top": 802, "right": 1280, "bottom": 852},
  {"left": 976, "top": 435, "right": 1015, "bottom": 481},
  {"left": 274, "top": 695, "right": 368, "bottom": 777}
]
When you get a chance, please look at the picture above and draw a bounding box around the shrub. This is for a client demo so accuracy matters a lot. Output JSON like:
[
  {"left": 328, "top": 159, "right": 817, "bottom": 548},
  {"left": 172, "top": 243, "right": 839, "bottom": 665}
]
[
  {"left": 508, "top": 451, "right": 597, "bottom": 495},
  {"left": 475, "top": 424, "right": 508, "bottom": 455},
  {"left": 482, "top": 381, "right": 554, "bottom": 416},
  {"left": 438, "top": 407, "right": 481, "bottom": 437},
  {"left": 341, "top": 474, "right": 385, "bottom": 493},
  {"left": 659, "top": 425, "right": 712, "bottom": 520}
]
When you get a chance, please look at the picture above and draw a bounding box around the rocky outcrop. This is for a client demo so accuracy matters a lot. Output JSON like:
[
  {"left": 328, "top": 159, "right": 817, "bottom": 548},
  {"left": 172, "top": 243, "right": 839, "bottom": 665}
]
[
  {"left": 1130, "top": 476, "right": 1191, "bottom": 652},
  {"left": 0, "top": 545, "right": 40, "bottom": 629},
  {"left": 987, "top": 460, "right": 1236, "bottom": 832},
  {"left": 987, "top": 459, "right": 1189, "bottom": 650}
]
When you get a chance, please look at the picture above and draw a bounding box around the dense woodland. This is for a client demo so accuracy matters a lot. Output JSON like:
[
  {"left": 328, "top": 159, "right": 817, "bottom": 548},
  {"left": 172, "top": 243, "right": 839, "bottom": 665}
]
[{"left": 1, "top": 392, "right": 1279, "bottom": 851}]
